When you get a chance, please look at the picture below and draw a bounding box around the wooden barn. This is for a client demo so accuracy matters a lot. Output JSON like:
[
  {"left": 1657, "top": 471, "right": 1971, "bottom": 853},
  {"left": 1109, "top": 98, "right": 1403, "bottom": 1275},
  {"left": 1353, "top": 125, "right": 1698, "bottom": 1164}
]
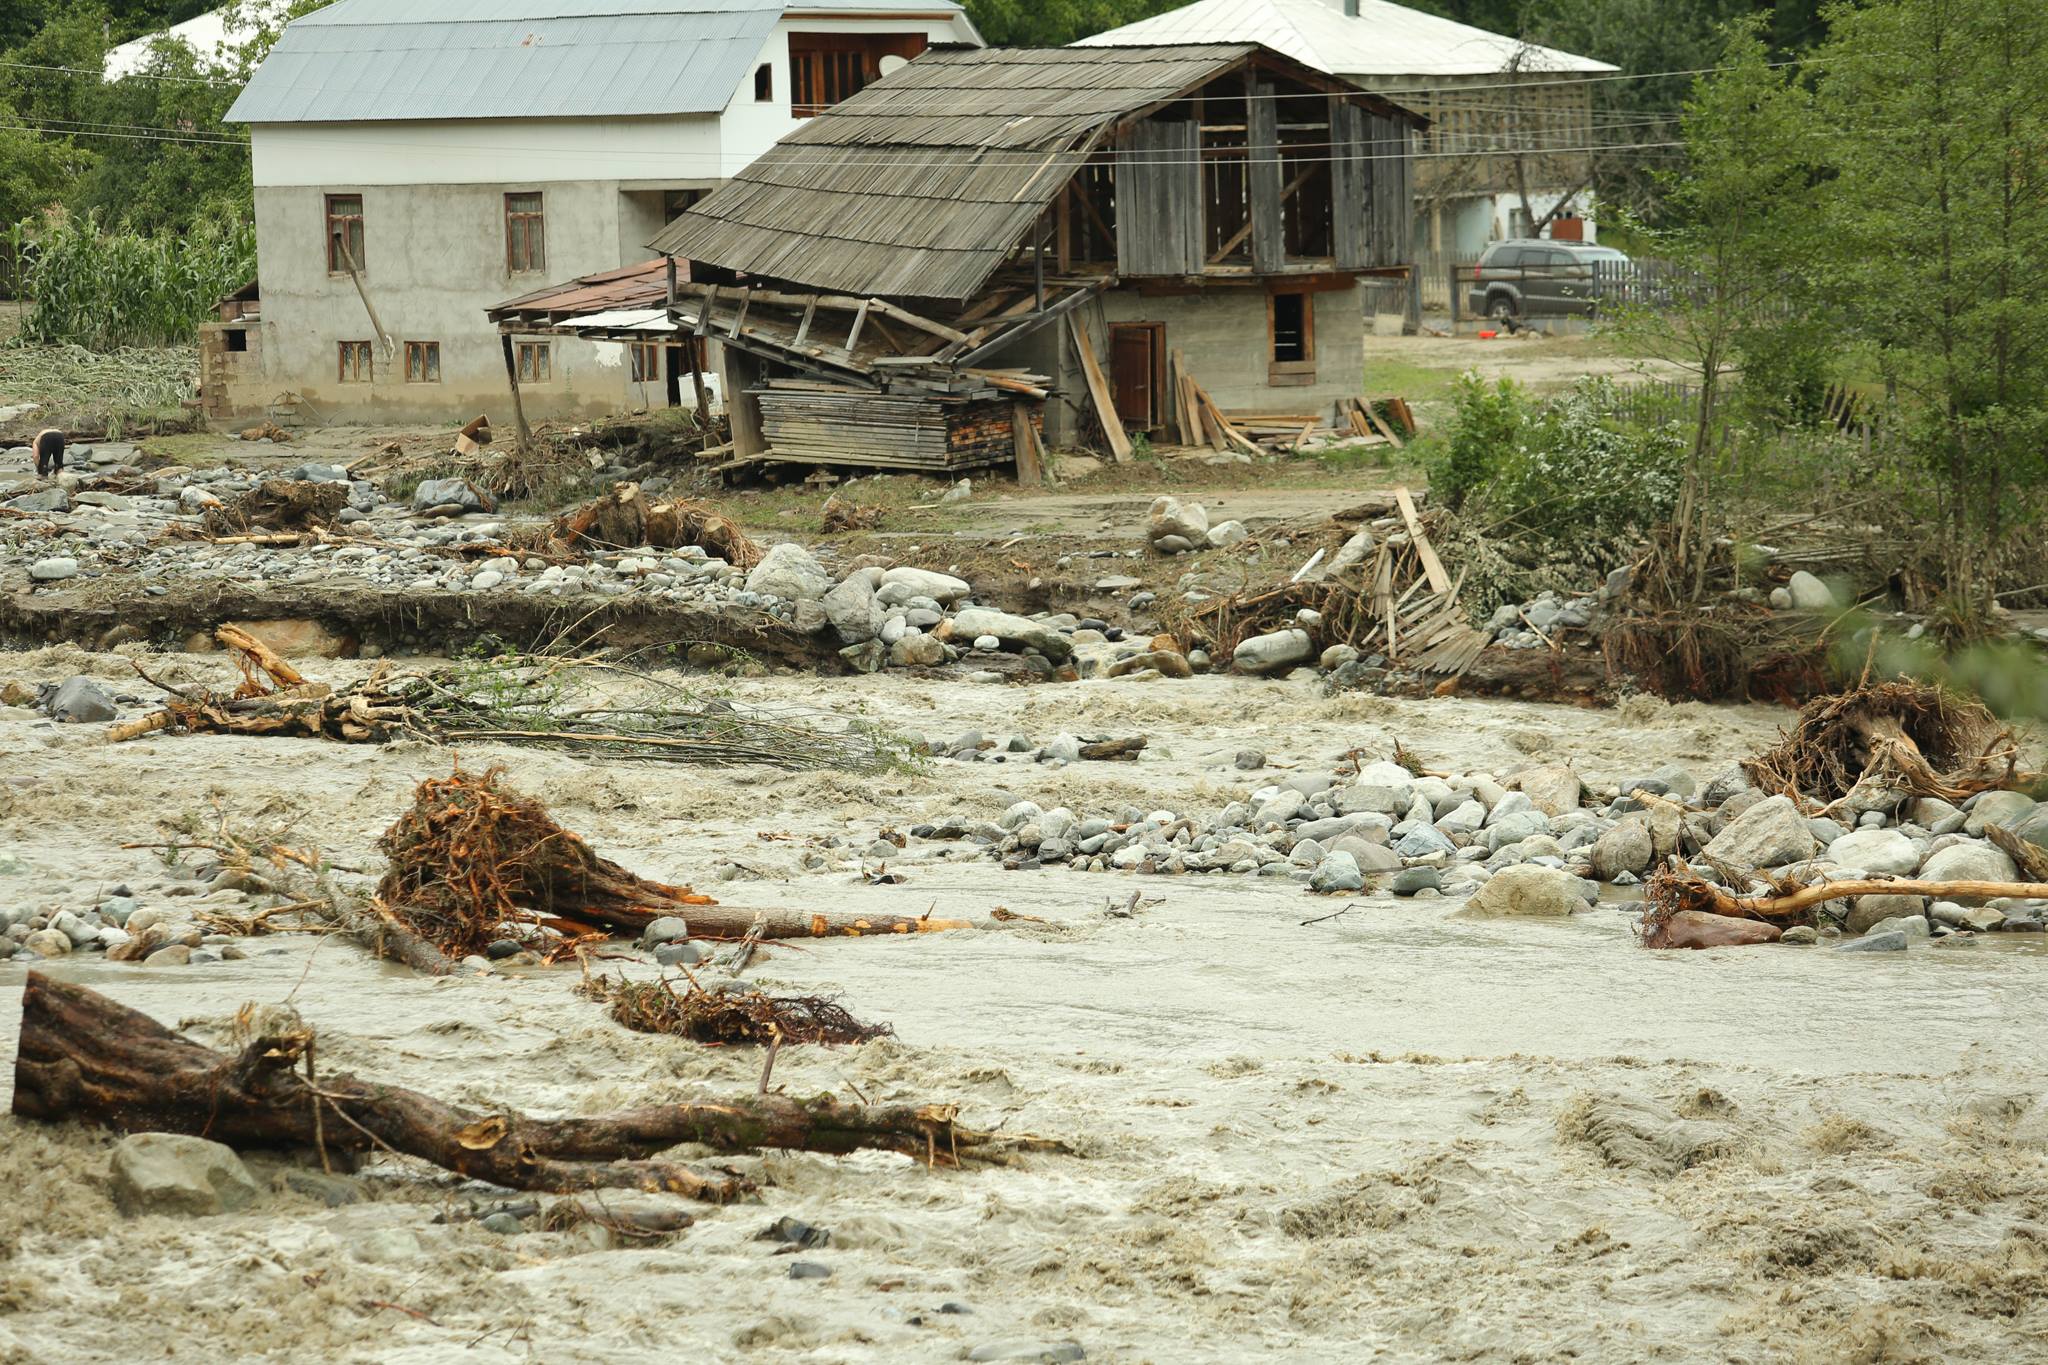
[{"left": 495, "top": 43, "right": 1424, "bottom": 472}]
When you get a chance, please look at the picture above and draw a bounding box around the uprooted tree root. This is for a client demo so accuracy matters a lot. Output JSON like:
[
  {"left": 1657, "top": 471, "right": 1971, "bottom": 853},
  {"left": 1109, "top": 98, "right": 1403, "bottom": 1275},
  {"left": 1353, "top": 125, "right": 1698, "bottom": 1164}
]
[
  {"left": 1743, "top": 681, "right": 2029, "bottom": 808},
  {"left": 578, "top": 969, "right": 893, "bottom": 1047},
  {"left": 527, "top": 481, "right": 761, "bottom": 567},
  {"left": 374, "top": 765, "right": 972, "bottom": 963},
  {"left": 375, "top": 764, "right": 719, "bottom": 958}
]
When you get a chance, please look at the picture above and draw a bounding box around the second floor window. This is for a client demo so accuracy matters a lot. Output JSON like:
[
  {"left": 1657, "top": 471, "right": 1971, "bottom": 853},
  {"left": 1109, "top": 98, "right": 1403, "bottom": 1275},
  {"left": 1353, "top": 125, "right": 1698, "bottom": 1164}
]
[
  {"left": 326, "top": 194, "right": 364, "bottom": 273},
  {"left": 505, "top": 192, "right": 545, "bottom": 273}
]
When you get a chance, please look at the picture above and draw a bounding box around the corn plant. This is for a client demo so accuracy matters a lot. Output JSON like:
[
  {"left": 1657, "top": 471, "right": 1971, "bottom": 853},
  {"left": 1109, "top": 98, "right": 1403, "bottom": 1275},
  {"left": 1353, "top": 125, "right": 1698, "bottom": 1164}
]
[{"left": 13, "top": 212, "right": 256, "bottom": 352}]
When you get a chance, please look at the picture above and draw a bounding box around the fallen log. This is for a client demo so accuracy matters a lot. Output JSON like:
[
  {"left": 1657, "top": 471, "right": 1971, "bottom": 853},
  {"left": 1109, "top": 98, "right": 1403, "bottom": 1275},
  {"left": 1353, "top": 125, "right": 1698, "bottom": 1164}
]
[
  {"left": 12, "top": 976, "right": 1062, "bottom": 1194},
  {"left": 1644, "top": 863, "right": 2048, "bottom": 932}
]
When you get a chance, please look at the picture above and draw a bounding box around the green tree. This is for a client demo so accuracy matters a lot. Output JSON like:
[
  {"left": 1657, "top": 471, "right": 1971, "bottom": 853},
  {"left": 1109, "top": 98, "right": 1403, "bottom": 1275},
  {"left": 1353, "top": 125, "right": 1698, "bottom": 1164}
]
[
  {"left": 1616, "top": 18, "right": 1816, "bottom": 595},
  {"left": 1814, "top": 0, "right": 2048, "bottom": 613}
]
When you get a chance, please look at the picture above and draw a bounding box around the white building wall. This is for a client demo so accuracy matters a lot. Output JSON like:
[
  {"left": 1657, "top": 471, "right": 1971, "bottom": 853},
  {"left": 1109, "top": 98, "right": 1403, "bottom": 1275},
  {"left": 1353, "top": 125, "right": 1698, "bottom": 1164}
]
[{"left": 238, "top": 10, "right": 974, "bottom": 423}]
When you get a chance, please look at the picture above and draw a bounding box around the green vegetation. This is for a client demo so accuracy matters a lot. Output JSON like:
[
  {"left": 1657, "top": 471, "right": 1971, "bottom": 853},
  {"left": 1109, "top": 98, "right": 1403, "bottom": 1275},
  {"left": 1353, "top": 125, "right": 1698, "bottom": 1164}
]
[{"left": 12, "top": 214, "right": 253, "bottom": 350}]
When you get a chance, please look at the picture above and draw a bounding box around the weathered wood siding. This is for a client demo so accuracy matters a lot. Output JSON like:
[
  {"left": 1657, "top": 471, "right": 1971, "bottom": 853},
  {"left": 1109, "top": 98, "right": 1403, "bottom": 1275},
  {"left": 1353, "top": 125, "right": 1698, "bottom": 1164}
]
[
  {"left": 1370, "top": 113, "right": 1414, "bottom": 267},
  {"left": 1116, "top": 121, "right": 1204, "bottom": 277},
  {"left": 1330, "top": 98, "right": 1371, "bottom": 270}
]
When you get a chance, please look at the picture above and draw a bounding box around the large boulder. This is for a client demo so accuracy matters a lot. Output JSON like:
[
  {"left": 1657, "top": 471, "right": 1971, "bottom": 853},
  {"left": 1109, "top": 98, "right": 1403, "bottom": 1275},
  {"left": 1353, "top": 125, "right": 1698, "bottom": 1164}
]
[
  {"left": 46, "top": 676, "right": 118, "bottom": 723},
  {"left": 109, "top": 1133, "right": 260, "bottom": 1217},
  {"left": 820, "top": 569, "right": 885, "bottom": 644},
  {"left": 1231, "top": 628, "right": 1314, "bottom": 675},
  {"left": 946, "top": 607, "right": 1072, "bottom": 661},
  {"left": 1919, "top": 841, "right": 2018, "bottom": 884},
  {"left": 410, "top": 477, "right": 495, "bottom": 514},
  {"left": 1515, "top": 764, "right": 1583, "bottom": 817},
  {"left": 1148, "top": 497, "right": 1209, "bottom": 547},
  {"left": 1701, "top": 794, "right": 1817, "bottom": 871},
  {"left": 1965, "top": 791, "right": 2037, "bottom": 837},
  {"left": 1309, "top": 851, "right": 1366, "bottom": 893},
  {"left": 1463, "top": 865, "right": 1591, "bottom": 917},
  {"left": 1825, "top": 828, "right": 1920, "bottom": 878},
  {"left": 1843, "top": 893, "right": 1926, "bottom": 935},
  {"left": 745, "top": 542, "right": 831, "bottom": 602},
  {"left": 880, "top": 566, "right": 971, "bottom": 604}
]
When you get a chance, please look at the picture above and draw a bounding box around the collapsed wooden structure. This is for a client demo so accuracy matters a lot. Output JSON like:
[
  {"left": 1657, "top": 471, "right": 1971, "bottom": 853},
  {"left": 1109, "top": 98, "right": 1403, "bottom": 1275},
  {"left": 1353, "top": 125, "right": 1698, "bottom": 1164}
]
[{"left": 490, "top": 43, "right": 1423, "bottom": 477}]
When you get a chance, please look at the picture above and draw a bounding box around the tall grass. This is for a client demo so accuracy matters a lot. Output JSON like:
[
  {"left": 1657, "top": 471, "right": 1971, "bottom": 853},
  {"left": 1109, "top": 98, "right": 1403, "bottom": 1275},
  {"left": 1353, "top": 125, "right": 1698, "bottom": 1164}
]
[{"left": 10, "top": 213, "right": 256, "bottom": 352}]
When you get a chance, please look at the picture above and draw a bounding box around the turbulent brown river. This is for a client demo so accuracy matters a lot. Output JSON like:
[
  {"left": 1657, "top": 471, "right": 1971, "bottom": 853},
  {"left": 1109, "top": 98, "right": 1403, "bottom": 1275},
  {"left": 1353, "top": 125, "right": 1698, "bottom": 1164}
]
[{"left": 4, "top": 643, "right": 2046, "bottom": 1363}]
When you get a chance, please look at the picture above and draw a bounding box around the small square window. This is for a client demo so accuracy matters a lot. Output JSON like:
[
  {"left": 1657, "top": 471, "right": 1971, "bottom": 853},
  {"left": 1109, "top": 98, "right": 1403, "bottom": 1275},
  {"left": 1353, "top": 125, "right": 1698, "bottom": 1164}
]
[
  {"left": 404, "top": 341, "right": 441, "bottom": 383},
  {"left": 629, "top": 341, "right": 662, "bottom": 383},
  {"left": 517, "top": 342, "right": 551, "bottom": 384},
  {"left": 754, "top": 62, "right": 773, "bottom": 102},
  {"left": 338, "top": 340, "right": 372, "bottom": 383}
]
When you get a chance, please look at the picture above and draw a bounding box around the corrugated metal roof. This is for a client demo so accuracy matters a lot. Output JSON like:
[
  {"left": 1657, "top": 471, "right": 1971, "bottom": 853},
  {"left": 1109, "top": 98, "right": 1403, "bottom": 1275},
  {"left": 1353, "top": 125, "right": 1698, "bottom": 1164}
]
[
  {"left": 650, "top": 44, "right": 1419, "bottom": 301},
  {"left": 1075, "top": 0, "right": 1617, "bottom": 78},
  {"left": 226, "top": 0, "right": 971, "bottom": 124}
]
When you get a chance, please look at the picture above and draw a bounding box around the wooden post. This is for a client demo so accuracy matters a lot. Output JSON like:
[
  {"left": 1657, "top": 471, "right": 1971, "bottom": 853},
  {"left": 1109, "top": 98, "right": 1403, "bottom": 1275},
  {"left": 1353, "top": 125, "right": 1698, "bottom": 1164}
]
[
  {"left": 1012, "top": 402, "right": 1045, "bottom": 486},
  {"left": 499, "top": 332, "right": 534, "bottom": 450},
  {"left": 688, "top": 337, "right": 711, "bottom": 429},
  {"left": 719, "top": 344, "right": 767, "bottom": 460}
]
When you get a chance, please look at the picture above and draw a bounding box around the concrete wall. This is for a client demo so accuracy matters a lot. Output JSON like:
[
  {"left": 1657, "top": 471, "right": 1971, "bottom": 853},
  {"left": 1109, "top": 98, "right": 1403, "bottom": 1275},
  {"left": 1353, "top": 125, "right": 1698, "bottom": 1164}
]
[{"left": 251, "top": 181, "right": 644, "bottom": 423}]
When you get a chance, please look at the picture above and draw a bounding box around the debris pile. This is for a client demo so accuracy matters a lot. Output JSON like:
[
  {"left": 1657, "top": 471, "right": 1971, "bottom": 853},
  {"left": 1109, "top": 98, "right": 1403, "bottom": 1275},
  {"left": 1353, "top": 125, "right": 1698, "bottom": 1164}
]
[{"left": 578, "top": 970, "right": 893, "bottom": 1047}]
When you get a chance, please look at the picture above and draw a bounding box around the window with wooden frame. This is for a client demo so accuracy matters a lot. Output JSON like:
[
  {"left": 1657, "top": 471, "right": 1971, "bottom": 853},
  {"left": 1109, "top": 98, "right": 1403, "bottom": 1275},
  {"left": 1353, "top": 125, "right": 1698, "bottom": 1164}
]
[
  {"left": 404, "top": 341, "right": 440, "bottom": 383},
  {"left": 754, "top": 62, "right": 773, "bottom": 102},
  {"left": 788, "top": 33, "right": 926, "bottom": 117},
  {"left": 325, "top": 193, "right": 364, "bottom": 273},
  {"left": 629, "top": 341, "right": 662, "bottom": 383},
  {"left": 505, "top": 192, "right": 545, "bottom": 273},
  {"left": 337, "top": 340, "right": 372, "bottom": 383},
  {"left": 1267, "top": 288, "right": 1315, "bottom": 386},
  {"left": 516, "top": 342, "right": 551, "bottom": 384}
]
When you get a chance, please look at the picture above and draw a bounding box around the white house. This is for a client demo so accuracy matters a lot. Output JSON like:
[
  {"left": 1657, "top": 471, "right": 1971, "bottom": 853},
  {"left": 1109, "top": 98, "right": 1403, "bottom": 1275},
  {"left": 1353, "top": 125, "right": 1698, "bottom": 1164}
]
[
  {"left": 1076, "top": 0, "right": 1616, "bottom": 258},
  {"left": 210, "top": 0, "right": 982, "bottom": 423}
]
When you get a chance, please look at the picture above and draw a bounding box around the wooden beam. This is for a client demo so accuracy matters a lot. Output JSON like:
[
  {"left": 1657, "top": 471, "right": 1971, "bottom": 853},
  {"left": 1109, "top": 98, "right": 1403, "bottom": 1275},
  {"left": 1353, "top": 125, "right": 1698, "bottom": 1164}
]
[
  {"left": 845, "top": 300, "right": 870, "bottom": 354},
  {"left": 728, "top": 287, "right": 752, "bottom": 339},
  {"left": 499, "top": 333, "right": 534, "bottom": 450},
  {"left": 1012, "top": 402, "right": 1046, "bottom": 486},
  {"left": 1395, "top": 486, "right": 1451, "bottom": 595},
  {"left": 1067, "top": 313, "right": 1131, "bottom": 462},
  {"left": 793, "top": 295, "right": 818, "bottom": 346},
  {"left": 719, "top": 344, "right": 768, "bottom": 460}
]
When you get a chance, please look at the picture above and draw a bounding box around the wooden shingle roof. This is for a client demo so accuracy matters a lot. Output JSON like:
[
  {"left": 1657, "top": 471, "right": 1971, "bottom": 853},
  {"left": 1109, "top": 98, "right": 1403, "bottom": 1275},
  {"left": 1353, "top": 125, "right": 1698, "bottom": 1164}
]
[{"left": 650, "top": 44, "right": 1417, "bottom": 301}]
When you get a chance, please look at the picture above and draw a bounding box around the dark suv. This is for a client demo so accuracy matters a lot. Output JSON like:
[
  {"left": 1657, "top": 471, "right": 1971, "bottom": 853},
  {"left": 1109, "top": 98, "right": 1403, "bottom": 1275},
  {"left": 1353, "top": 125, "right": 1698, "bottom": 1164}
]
[{"left": 1467, "top": 239, "right": 1631, "bottom": 322}]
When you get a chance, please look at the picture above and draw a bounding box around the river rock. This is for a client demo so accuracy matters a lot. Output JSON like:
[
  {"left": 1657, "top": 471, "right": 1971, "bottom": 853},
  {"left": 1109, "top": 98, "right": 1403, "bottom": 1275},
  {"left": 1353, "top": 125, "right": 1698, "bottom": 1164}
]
[
  {"left": 880, "top": 566, "right": 970, "bottom": 604},
  {"left": 47, "top": 676, "right": 118, "bottom": 723},
  {"left": 411, "top": 477, "right": 495, "bottom": 514},
  {"left": 1826, "top": 828, "right": 1920, "bottom": 877},
  {"left": 889, "top": 633, "right": 945, "bottom": 667},
  {"left": 948, "top": 607, "right": 1072, "bottom": 661},
  {"left": 1106, "top": 649, "right": 1192, "bottom": 679},
  {"left": 1701, "top": 794, "right": 1817, "bottom": 870},
  {"left": 1836, "top": 929, "right": 1907, "bottom": 953},
  {"left": 1964, "top": 791, "right": 2037, "bottom": 836},
  {"left": 1463, "top": 864, "right": 1590, "bottom": 917},
  {"left": 1785, "top": 571, "right": 1837, "bottom": 610},
  {"left": 1231, "top": 628, "right": 1313, "bottom": 675},
  {"left": 1919, "top": 841, "right": 2017, "bottom": 884},
  {"left": 1864, "top": 913, "right": 1930, "bottom": 938},
  {"left": 110, "top": 1133, "right": 260, "bottom": 1217},
  {"left": 1147, "top": 497, "right": 1208, "bottom": 546},
  {"left": 1309, "top": 850, "right": 1365, "bottom": 893},
  {"left": 13, "top": 490, "right": 71, "bottom": 515},
  {"left": 745, "top": 542, "right": 831, "bottom": 601},
  {"left": 1843, "top": 894, "right": 1926, "bottom": 935},
  {"left": 820, "top": 570, "right": 884, "bottom": 643},
  {"left": 968, "top": 1342, "right": 1085, "bottom": 1363},
  {"left": 28, "top": 555, "right": 79, "bottom": 580},
  {"left": 1206, "top": 520, "right": 1248, "bottom": 548},
  {"left": 1590, "top": 821, "right": 1654, "bottom": 880},
  {"left": 22, "top": 928, "right": 71, "bottom": 957},
  {"left": 1653, "top": 911, "right": 1783, "bottom": 949}
]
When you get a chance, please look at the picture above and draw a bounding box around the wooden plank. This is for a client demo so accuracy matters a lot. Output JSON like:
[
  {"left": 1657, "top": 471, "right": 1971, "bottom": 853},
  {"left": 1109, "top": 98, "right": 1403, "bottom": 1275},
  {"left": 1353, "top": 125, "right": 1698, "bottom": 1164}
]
[
  {"left": 793, "top": 296, "right": 818, "bottom": 347},
  {"left": 844, "top": 300, "right": 870, "bottom": 354},
  {"left": 1116, "top": 121, "right": 1201, "bottom": 276},
  {"left": 1394, "top": 486, "right": 1451, "bottom": 596},
  {"left": 719, "top": 344, "right": 767, "bottom": 460},
  {"left": 1360, "top": 400, "right": 1404, "bottom": 448},
  {"left": 1068, "top": 314, "right": 1132, "bottom": 462},
  {"left": 1329, "top": 99, "right": 1371, "bottom": 270},
  {"left": 1012, "top": 402, "right": 1045, "bottom": 486},
  {"left": 1249, "top": 79, "right": 1285, "bottom": 275}
]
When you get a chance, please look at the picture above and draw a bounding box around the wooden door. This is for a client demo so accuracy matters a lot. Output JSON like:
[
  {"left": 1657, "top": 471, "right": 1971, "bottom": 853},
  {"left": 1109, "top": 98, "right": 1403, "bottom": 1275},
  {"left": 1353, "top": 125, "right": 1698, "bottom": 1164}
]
[{"left": 1109, "top": 323, "right": 1163, "bottom": 430}]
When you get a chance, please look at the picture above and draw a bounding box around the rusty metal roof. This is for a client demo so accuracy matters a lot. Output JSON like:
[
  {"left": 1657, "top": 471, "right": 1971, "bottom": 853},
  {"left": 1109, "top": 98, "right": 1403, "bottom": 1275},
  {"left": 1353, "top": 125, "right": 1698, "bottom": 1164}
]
[
  {"left": 489, "top": 258, "right": 673, "bottom": 326},
  {"left": 651, "top": 43, "right": 1415, "bottom": 301}
]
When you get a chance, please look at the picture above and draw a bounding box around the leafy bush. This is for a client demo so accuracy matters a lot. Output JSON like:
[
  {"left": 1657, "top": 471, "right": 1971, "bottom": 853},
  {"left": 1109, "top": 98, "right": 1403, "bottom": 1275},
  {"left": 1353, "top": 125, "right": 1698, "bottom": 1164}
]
[
  {"left": 1484, "top": 379, "right": 1686, "bottom": 542},
  {"left": 14, "top": 212, "right": 255, "bottom": 351},
  {"left": 1426, "top": 372, "right": 1527, "bottom": 510}
]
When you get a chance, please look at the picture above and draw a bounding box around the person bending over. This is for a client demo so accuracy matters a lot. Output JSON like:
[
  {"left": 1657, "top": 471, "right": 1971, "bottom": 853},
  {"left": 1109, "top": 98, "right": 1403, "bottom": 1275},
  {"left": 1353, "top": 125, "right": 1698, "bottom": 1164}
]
[{"left": 33, "top": 428, "right": 64, "bottom": 478}]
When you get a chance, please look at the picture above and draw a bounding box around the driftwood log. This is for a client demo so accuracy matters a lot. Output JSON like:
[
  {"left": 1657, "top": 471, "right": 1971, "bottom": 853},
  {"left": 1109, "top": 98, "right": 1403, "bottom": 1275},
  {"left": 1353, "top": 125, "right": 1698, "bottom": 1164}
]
[{"left": 12, "top": 976, "right": 1060, "bottom": 1197}]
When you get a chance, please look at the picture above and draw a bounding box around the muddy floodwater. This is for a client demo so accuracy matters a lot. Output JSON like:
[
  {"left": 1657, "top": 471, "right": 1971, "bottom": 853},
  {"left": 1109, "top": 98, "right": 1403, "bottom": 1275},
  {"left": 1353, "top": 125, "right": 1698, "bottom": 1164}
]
[{"left": 4, "top": 644, "right": 2047, "bottom": 1363}]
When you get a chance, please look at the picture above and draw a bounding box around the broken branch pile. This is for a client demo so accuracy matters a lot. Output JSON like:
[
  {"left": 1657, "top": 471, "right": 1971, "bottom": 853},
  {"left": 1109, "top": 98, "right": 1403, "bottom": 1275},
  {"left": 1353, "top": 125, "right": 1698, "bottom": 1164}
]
[
  {"left": 13, "top": 975, "right": 1059, "bottom": 1199},
  {"left": 529, "top": 482, "right": 761, "bottom": 567},
  {"left": 200, "top": 479, "right": 349, "bottom": 536},
  {"left": 113, "top": 629, "right": 913, "bottom": 773},
  {"left": 578, "top": 969, "right": 893, "bottom": 1047}
]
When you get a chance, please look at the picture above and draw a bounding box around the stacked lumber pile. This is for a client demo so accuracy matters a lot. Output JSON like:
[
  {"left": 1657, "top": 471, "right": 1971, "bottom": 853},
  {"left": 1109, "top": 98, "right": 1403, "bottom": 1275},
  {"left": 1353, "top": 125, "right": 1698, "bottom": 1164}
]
[
  {"left": 1328, "top": 489, "right": 1490, "bottom": 676},
  {"left": 753, "top": 383, "right": 1024, "bottom": 472}
]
